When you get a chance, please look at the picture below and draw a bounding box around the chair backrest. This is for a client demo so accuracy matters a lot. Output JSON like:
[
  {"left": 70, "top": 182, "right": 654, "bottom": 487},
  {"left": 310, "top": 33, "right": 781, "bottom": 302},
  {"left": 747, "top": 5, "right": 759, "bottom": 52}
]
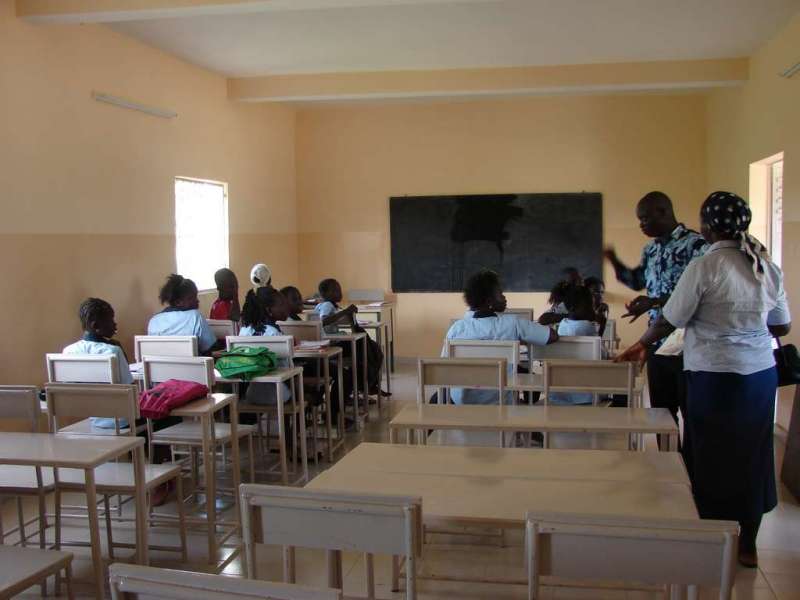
[
  {"left": 278, "top": 321, "right": 323, "bottom": 343},
  {"left": 46, "top": 383, "right": 139, "bottom": 434},
  {"left": 542, "top": 360, "right": 636, "bottom": 405},
  {"left": 109, "top": 563, "right": 342, "bottom": 600},
  {"left": 207, "top": 319, "right": 238, "bottom": 339},
  {"left": 602, "top": 319, "right": 618, "bottom": 350},
  {"left": 445, "top": 339, "right": 520, "bottom": 371},
  {"left": 240, "top": 484, "right": 421, "bottom": 598},
  {"left": 226, "top": 336, "right": 295, "bottom": 363},
  {"left": 417, "top": 357, "right": 506, "bottom": 405},
  {"left": 134, "top": 336, "right": 198, "bottom": 362},
  {"left": 348, "top": 289, "right": 385, "bottom": 302},
  {"left": 525, "top": 512, "right": 738, "bottom": 599},
  {"left": 504, "top": 308, "right": 535, "bottom": 321},
  {"left": 142, "top": 356, "right": 215, "bottom": 389},
  {"left": 0, "top": 386, "right": 41, "bottom": 431},
  {"left": 529, "top": 336, "right": 603, "bottom": 361},
  {"left": 46, "top": 353, "right": 118, "bottom": 384}
]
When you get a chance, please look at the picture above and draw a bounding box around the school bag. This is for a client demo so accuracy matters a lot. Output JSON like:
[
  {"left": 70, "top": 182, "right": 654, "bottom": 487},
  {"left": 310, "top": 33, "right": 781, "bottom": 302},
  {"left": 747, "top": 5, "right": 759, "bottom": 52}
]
[
  {"left": 139, "top": 379, "right": 209, "bottom": 419},
  {"left": 215, "top": 346, "right": 278, "bottom": 381}
]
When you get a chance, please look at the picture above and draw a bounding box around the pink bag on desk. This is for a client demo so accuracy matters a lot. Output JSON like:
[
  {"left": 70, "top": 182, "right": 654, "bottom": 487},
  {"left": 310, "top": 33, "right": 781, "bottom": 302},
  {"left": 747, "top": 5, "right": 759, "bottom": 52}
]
[{"left": 139, "top": 379, "right": 209, "bottom": 419}]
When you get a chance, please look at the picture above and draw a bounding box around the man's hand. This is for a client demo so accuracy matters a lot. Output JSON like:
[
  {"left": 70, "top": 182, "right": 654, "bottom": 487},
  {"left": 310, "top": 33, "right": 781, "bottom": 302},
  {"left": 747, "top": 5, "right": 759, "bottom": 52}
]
[
  {"left": 614, "top": 341, "right": 648, "bottom": 370},
  {"left": 622, "top": 296, "right": 656, "bottom": 322}
]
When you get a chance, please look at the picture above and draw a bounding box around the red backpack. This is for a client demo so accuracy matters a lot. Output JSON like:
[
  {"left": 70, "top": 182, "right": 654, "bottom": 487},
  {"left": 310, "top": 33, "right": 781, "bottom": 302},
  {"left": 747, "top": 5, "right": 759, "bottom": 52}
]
[{"left": 139, "top": 379, "right": 209, "bottom": 419}]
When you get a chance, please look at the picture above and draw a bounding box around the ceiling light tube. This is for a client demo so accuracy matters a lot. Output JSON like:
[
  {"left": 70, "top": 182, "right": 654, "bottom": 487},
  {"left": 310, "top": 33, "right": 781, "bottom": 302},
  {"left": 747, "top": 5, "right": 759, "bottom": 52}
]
[{"left": 92, "top": 91, "right": 178, "bottom": 119}]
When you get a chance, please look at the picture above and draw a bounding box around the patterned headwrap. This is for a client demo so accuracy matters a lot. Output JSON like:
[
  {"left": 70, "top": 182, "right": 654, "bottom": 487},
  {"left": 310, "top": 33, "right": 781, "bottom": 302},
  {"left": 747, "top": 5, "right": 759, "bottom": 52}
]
[{"left": 701, "top": 191, "right": 769, "bottom": 280}]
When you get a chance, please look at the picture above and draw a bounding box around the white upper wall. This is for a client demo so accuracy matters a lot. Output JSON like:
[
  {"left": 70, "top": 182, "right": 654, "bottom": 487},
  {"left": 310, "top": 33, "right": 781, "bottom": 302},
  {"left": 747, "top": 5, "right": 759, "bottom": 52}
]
[{"left": 107, "top": 0, "right": 800, "bottom": 76}]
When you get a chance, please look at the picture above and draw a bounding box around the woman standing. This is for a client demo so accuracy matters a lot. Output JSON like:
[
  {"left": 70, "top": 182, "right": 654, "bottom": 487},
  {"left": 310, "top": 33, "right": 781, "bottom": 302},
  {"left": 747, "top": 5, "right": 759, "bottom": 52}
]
[{"left": 617, "top": 191, "right": 791, "bottom": 568}]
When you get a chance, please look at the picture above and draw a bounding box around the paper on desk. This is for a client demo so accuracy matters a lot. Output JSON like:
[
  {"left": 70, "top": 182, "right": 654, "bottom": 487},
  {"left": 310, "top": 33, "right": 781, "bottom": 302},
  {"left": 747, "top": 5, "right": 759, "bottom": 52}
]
[
  {"left": 363, "top": 302, "right": 388, "bottom": 307},
  {"left": 299, "top": 340, "right": 331, "bottom": 348},
  {"left": 655, "top": 328, "right": 685, "bottom": 356}
]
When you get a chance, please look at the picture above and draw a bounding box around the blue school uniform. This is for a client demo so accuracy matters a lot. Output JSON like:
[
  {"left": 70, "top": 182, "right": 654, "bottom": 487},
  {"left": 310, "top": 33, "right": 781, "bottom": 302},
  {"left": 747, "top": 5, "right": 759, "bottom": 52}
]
[
  {"left": 314, "top": 301, "right": 342, "bottom": 334},
  {"left": 237, "top": 321, "right": 292, "bottom": 404},
  {"left": 547, "top": 318, "right": 600, "bottom": 406},
  {"left": 63, "top": 336, "right": 133, "bottom": 428},
  {"left": 147, "top": 308, "right": 217, "bottom": 353},
  {"left": 444, "top": 312, "right": 551, "bottom": 405}
]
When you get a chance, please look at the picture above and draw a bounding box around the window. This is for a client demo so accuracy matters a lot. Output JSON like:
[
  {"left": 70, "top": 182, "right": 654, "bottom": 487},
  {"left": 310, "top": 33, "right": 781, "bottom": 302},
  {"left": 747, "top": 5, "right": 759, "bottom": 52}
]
[
  {"left": 174, "top": 177, "right": 229, "bottom": 291},
  {"left": 748, "top": 152, "right": 783, "bottom": 268},
  {"left": 770, "top": 159, "right": 783, "bottom": 267}
]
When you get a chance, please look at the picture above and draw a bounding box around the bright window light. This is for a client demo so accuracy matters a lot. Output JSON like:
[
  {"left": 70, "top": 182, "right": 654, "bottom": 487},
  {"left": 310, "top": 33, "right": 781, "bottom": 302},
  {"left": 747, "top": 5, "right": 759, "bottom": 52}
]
[{"left": 175, "top": 177, "right": 229, "bottom": 291}]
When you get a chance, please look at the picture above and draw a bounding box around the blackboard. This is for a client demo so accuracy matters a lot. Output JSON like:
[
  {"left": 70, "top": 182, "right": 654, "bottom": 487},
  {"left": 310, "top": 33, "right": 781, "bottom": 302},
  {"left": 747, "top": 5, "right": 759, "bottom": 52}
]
[{"left": 390, "top": 193, "right": 603, "bottom": 292}]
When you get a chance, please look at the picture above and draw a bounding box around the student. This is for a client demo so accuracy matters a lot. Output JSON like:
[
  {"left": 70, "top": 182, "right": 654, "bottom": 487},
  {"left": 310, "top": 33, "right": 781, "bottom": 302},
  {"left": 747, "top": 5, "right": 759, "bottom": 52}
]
[
  {"left": 445, "top": 270, "right": 557, "bottom": 405},
  {"left": 209, "top": 268, "right": 240, "bottom": 322},
  {"left": 148, "top": 274, "right": 219, "bottom": 354},
  {"left": 314, "top": 279, "right": 359, "bottom": 334},
  {"left": 63, "top": 297, "right": 133, "bottom": 428},
  {"left": 547, "top": 285, "right": 605, "bottom": 406},
  {"left": 584, "top": 276, "right": 609, "bottom": 328},
  {"left": 539, "top": 268, "right": 582, "bottom": 325},
  {"left": 240, "top": 287, "right": 289, "bottom": 342},
  {"left": 280, "top": 286, "right": 305, "bottom": 321}
]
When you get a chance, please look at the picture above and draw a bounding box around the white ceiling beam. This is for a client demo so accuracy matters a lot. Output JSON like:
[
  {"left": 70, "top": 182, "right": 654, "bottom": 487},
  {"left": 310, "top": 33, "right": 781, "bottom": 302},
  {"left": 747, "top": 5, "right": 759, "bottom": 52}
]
[{"left": 17, "top": 0, "right": 495, "bottom": 23}]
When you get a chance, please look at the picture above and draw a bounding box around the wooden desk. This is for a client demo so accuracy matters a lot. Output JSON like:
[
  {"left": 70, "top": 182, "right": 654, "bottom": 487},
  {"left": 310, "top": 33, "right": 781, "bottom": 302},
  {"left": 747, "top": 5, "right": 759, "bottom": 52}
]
[
  {"left": 323, "top": 443, "right": 688, "bottom": 484},
  {"left": 216, "top": 368, "right": 308, "bottom": 484},
  {"left": 389, "top": 404, "right": 679, "bottom": 451},
  {"left": 306, "top": 443, "right": 697, "bottom": 528},
  {"left": 0, "top": 546, "right": 73, "bottom": 599},
  {"left": 508, "top": 372, "right": 646, "bottom": 408},
  {"left": 324, "top": 332, "right": 368, "bottom": 430},
  {"left": 0, "top": 433, "right": 145, "bottom": 599},
  {"left": 357, "top": 321, "right": 391, "bottom": 397},
  {"left": 294, "top": 346, "right": 345, "bottom": 462},
  {"left": 151, "top": 391, "right": 244, "bottom": 567},
  {"left": 354, "top": 303, "right": 396, "bottom": 372}
]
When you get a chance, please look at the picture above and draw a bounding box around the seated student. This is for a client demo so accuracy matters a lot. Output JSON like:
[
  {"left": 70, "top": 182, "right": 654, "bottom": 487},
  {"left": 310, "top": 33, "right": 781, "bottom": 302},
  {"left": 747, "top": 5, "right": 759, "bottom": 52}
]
[
  {"left": 315, "top": 278, "right": 387, "bottom": 397},
  {"left": 314, "top": 279, "right": 359, "bottom": 334},
  {"left": 584, "top": 276, "right": 609, "bottom": 330},
  {"left": 209, "top": 268, "right": 240, "bottom": 322},
  {"left": 238, "top": 287, "right": 293, "bottom": 406},
  {"left": 445, "top": 270, "right": 558, "bottom": 405},
  {"left": 63, "top": 298, "right": 133, "bottom": 428},
  {"left": 280, "top": 286, "right": 305, "bottom": 321},
  {"left": 548, "top": 284, "right": 605, "bottom": 406},
  {"left": 148, "top": 274, "right": 220, "bottom": 354},
  {"left": 538, "top": 267, "right": 582, "bottom": 325}
]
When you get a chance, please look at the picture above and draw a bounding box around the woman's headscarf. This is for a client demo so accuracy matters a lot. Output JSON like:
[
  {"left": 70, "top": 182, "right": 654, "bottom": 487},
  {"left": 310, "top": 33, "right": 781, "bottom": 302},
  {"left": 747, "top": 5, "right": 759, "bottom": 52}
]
[
  {"left": 701, "top": 191, "right": 769, "bottom": 280},
  {"left": 249, "top": 263, "right": 272, "bottom": 289}
]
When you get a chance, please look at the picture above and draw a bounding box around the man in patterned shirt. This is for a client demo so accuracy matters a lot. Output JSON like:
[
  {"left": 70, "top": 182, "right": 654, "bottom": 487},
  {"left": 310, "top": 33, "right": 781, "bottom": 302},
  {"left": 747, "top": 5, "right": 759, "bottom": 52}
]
[{"left": 605, "top": 191, "right": 707, "bottom": 448}]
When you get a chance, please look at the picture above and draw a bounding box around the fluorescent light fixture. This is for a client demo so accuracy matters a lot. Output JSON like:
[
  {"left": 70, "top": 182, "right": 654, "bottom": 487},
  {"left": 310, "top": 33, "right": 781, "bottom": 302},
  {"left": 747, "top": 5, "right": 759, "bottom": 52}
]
[
  {"left": 780, "top": 62, "right": 800, "bottom": 79},
  {"left": 92, "top": 91, "right": 177, "bottom": 119}
]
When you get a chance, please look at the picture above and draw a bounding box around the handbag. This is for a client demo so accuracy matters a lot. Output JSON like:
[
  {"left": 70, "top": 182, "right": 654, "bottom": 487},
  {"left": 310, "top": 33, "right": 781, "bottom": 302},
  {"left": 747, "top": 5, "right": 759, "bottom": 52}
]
[{"left": 774, "top": 336, "right": 800, "bottom": 387}]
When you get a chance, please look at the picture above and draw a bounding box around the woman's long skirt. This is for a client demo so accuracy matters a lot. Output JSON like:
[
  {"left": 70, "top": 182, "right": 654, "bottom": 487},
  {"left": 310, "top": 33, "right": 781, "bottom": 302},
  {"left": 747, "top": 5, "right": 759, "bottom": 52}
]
[{"left": 684, "top": 367, "right": 778, "bottom": 528}]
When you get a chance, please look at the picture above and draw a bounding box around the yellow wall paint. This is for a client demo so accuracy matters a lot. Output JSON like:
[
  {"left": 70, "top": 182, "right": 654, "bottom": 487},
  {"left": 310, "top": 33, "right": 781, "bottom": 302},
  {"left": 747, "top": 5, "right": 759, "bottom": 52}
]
[
  {"left": 0, "top": 0, "right": 297, "bottom": 385},
  {"left": 295, "top": 95, "right": 709, "bottom": 357}
]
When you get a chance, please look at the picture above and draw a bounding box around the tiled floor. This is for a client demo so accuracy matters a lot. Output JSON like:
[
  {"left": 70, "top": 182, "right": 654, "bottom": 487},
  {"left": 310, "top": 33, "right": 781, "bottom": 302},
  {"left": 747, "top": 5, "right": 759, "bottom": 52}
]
[{"left": 4, "top": 363, "right": 800, "bottom": 599}]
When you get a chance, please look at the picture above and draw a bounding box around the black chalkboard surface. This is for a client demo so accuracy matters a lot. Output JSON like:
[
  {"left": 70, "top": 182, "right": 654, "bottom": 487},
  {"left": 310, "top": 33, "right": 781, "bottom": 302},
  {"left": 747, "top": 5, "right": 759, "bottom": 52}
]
[{"left": 390, "top": 193, "right": 603, "bottom": 292}]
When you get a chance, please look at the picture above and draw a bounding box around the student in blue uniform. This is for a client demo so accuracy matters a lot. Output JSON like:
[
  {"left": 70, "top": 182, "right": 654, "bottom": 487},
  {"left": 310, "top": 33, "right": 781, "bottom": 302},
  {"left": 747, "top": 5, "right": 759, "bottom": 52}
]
[
  {"left": 445, "top": 270, "right": 557, "bottom": 405},
  {"left": 548, "top": 284, "right": 605, "bottom": 406},
  {"left": 314, "top": 279, "right": 359, "bottom": 334},
  {"left": 63, "top": 297, "right": 133, "bottom": 428},
  {"left": 147, "top": 274, "right": 220, "bottom": 354},
  {"left": 280, "top": 286, "right": 306, "bottom": 321}
]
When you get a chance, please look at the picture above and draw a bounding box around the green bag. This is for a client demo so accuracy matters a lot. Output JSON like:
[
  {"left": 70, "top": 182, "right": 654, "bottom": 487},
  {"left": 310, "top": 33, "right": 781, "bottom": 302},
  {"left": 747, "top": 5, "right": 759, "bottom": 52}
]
[{"left": 215, "top": 346, "right": 278, "bottom": 380}]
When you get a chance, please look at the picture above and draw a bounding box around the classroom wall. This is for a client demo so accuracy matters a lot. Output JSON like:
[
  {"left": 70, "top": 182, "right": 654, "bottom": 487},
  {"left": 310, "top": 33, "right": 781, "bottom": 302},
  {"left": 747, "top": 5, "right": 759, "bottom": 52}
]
[
  {"left": 295, "top": 94, "right": 709, "bottom": 357},
  {"left": 706, "top": 13, "right": 800, "bottom": 428},
  {"left": 0, "top": 0, "right": 298, "bottom": 387}
]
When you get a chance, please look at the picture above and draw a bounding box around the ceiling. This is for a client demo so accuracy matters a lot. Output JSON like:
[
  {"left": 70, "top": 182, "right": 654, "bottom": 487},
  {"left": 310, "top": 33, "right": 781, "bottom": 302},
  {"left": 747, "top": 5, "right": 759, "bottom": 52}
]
[{"left": 107, "top": 0, "right": 800, "bottom": 77}]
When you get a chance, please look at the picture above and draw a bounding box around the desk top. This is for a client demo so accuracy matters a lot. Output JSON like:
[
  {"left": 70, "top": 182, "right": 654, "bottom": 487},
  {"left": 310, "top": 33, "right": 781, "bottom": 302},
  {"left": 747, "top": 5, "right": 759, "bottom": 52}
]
[
  {"left": 390, "top": 404, "right": 678, "bottom": 435},
  {"left": 327, "top": 443, "right": 687, "bottom": 484},
  {"left": 0, "top": 432, "right": 142, "bottom": 469},
  {"left": 307, "top": 444, "right": 696, "bottom": 527},
  {"left": 216, "top": 367, "right": 303, "bottom": 386},
  {"left": 325, "top": 332, "right": 367, "bottom": 341},
  {"left": 294, "top": 346, "right": 343, "bottom": 359},
  {"left": 0, "top": 546, "right": 72, "bottom": 594},
  {"left": 168, "top": 392, "right": 235, "bottom": 417}
]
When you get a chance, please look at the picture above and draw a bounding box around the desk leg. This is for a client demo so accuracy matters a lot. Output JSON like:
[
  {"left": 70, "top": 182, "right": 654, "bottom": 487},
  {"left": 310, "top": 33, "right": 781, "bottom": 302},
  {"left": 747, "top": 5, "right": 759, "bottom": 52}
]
[
  {"left": 350, "top": 340, "right": 360, "bottom": 431},
  {"left": 327, "top": 549, "right": 343, "bottom": 589},
  {"left": 83, "top": 468, "right": 105, "bottom": 599},
  {"left": 383, "top": 327, "right": 391, "bottom": 396},
  {"left": 324, "top": 357, "right": 334, "bottom": 462},
  {"left": 277, "top": 384, "right": 288, "bottom": 485},
  {"left": 201, "top": 415, "right": 216, "bottom": 563},
  {"left": 338, "top": 356, "right": 345, "bottom": 440},
  {"left": 230, "top": 398, "right": 242, "bottom": 520},
  {"left": 389, "top": 426, "right": 397, "bottom": 444},
  {"left": 362, "top": 337, "right": 369, "bottom": 422},
  {"left": 297, "top": 373, "right": 309, "bottom": 483},
  {"left": 133, "top": 445, "right": 149, "bottom": 566}
]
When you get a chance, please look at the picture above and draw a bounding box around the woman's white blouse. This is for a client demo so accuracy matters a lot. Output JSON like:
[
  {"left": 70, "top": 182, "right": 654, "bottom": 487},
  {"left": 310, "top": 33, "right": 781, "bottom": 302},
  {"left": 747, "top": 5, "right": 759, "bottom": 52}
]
[{"left": 662, "top": 240, "right": 791, "bottom": 375}]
